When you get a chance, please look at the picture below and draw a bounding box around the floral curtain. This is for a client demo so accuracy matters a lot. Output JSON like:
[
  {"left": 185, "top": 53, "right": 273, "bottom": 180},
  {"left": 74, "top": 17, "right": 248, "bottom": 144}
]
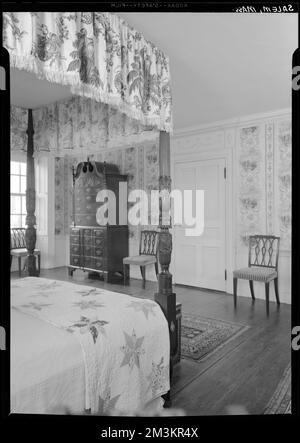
[
  {"left": 4, "top": 11, "right": 173, "bottom": 133},
  {"left": 32, "top": 95, "right": 158, "bottom": 157},
  {"left": 10, "top": 105, "right": 28, "bottom": 152}
]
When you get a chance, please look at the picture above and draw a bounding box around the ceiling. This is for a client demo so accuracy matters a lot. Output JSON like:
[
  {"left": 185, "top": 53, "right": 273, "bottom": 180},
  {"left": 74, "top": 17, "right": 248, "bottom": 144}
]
[{"left": 9, "top": 12, "right": 298, "bottom": 130}]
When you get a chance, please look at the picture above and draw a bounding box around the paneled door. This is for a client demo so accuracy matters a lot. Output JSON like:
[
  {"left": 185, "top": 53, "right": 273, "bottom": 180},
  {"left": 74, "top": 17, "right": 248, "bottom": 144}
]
[{"left": 174, "top": 158, "right": 226, "bottom": 291}]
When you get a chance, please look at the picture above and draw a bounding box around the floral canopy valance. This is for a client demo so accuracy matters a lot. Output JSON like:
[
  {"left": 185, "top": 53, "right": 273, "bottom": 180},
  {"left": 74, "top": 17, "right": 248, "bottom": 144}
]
[
  {"left": 4, "top": 11, "right": 173, "bottom": 133},
  {"left": 11, "top": 96, "right": 158, "bottom": 157}
]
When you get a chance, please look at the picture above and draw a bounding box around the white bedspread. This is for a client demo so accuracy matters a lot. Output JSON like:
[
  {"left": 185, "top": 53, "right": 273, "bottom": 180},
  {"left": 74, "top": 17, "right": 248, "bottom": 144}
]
[
  {"left": 11, "top": 309, "right": 86, "bottom": 414},
  {"left": 11, "top": 277, "right": 170, "bottom": 415}
]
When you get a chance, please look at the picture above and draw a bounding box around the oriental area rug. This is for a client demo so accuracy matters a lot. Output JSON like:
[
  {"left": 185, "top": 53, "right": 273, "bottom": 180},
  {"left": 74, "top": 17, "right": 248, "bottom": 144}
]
[
  {"left": 263, "top": 363, "right": 291, "bottom": 414},
  {"left": 181, "top": 314, "right": 249, "bottom": 362}
]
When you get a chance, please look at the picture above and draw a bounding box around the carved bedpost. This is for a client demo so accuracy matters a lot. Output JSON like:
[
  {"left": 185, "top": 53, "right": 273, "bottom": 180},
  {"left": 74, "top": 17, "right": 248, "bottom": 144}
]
[
  {"left": 154, "top": 131, "right": 177, "bottom": 366},
  {"left": 25, "top": 109, "right": 38, "bottom": 276}
]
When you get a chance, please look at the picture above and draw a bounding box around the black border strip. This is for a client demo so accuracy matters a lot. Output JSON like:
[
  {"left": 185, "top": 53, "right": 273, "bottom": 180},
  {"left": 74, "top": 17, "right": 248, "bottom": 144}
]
[
  {"left": 0, "top": 43, "right": 10, "bottom": 421},
  {"left": 291, "top": 47, "right": 300, "bottom": 416},
  {"left": 1, "top": 1, "right": 300, "bottom": 13}
]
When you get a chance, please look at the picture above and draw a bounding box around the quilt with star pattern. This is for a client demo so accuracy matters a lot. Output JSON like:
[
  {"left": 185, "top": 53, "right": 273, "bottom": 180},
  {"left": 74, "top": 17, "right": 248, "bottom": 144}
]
[{"left": 11, "top": 277, "right": 170, "bottom": 415}]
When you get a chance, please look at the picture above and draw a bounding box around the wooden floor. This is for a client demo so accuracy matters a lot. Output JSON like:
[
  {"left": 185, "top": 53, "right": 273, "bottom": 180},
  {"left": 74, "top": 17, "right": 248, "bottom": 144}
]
[{"left": 11, "top": 267, "right": 291, "bottom": 416}]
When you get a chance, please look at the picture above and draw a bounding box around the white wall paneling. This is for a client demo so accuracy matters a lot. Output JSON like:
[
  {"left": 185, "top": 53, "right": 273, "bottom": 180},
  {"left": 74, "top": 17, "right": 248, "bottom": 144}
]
[
  {"left": 172, "top": 140, "right": 233, "bottom": 293},
  {"left": 171, "top": 109, "right": 291, "bottom": 304},
  {"left": 173, "top": 157, "right": 227, "bottom": 291}
]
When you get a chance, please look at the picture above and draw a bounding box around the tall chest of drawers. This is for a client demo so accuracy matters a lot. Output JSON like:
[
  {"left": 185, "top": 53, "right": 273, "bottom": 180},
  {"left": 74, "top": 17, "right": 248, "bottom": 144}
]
[{"left": 68, "top": 161, "right": 128, "bottom": 281}]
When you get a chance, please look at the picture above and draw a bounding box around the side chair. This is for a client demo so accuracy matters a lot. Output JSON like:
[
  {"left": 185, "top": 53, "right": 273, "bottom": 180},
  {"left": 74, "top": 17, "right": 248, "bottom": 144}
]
[
  {"left": 233, "top": 235, "right": 280, "bottom": 315},
  {"left": 123, "top": 230, "right": 159, "bottom": 289}
]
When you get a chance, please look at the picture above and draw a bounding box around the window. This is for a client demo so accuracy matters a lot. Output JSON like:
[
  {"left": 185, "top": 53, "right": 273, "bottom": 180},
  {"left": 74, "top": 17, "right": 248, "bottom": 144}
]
[{"left": 10, "top": 161, "right": 27, "bottom": 228}]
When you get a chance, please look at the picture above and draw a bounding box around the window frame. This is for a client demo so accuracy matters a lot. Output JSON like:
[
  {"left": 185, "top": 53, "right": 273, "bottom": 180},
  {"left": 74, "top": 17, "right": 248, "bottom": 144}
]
[{"left": 10, "top": 160, "right": 27, "bottom": 229}]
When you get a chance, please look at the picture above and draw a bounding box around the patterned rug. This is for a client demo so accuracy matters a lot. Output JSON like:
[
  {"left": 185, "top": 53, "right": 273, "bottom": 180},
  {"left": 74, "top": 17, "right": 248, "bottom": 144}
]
[
  {"left": 181, "top": 314, "right": 249, "bottom": 362},
  {"left": 264, "top": 364, "right": 291, "bottom": 414}
]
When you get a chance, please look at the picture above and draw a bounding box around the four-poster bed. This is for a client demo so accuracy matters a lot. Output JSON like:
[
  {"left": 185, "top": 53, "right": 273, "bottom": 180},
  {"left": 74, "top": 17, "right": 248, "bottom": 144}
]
[{"left": 5, "top": 11, "right": 179, "bottom": 414}]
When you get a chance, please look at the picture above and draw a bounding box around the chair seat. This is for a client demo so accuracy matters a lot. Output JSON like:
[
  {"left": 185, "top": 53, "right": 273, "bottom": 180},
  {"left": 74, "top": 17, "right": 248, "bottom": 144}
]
[
  {"left": 123, "top": 254, "right": 157, "bottom": 266},
  {"left": 233, "top": 267, "right": 277, "bottom": 282},
  {"left": 11, "top": 248, "right": 40, "bottom": 257}
]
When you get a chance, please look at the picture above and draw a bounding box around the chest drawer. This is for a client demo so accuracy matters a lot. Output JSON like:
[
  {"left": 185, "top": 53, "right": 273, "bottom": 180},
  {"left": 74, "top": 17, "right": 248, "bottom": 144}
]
[
  {"left": 83, "top": 236, "right": 92, "bottom": 246},
  {"left": 83, "top": 228, "right": 92, "bottom": 237},
  {"left": 70, "top": 228, "right": 80, "bottom": 236},
  {"left": 69, "top": 225, "right": 116, "bottom": 273},
  {"left": 70, "top": 235, "right": 80, "bottom": 245},
  {"left": 94, "top": 246, "right": 104, "bottom": 257},
  {"left": 83, "top": 244, "right": 94, "bottom": 256},
  {"left": 94, "top": 257, "right": 104, "bottom": 270},
  {"left": 70, "top": 244, "right": 81, "bottom": 255},
  {"left": 70, "top": 255, "right": 81, "bottom": 267},
  {"left": 83, "top": 256, "right": 94, "bottom": 269},
  {"left": 94, "top": 237, "right": 104, "bottom": 248},
  {"left": 94, "top": 229, "right": 105, "bottom": 237}
]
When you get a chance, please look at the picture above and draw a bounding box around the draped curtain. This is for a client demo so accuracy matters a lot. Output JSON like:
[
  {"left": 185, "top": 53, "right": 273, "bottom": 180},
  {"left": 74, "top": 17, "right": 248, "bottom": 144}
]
[
  {"left": 10, "top": 105, "right": 28, "bottom": 153},
  {"left": 32, "top": 96, "right": 157, "bottom": 157},
  {"left": 4, "top": 11, "right": 173, "bottom": 133},
  {"left": 7, "top": 11, "right": 170, "bottom": 257}
]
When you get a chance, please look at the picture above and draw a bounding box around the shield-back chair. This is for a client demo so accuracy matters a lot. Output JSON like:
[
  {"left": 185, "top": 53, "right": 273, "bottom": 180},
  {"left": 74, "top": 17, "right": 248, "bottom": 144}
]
[
  {"left": 123, "top": 230, "right": 159, "bottom": 289},
  {"left": 233, "top": 235, "right": 280, "bottom": 315}
]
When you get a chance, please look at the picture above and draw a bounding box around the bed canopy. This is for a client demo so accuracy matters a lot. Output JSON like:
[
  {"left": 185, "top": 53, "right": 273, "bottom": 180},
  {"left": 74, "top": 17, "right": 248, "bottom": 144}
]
[
  {"left": 5, "top": 11, "right": 176, "bottom": 358},
  {"left": 4, "top": 11, "right": 172, "bottom": 132}
]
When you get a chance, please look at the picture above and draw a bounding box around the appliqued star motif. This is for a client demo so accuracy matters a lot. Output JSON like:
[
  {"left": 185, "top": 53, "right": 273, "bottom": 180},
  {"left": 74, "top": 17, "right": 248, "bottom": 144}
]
[
  {"left": 120, "top": 329, "right": 145, "bottom": 370},
  {"left": 97, "top": 388, "right": 121, "bottom": 415},
  {"left": 29, "top": 281, "right": 61, "bottom": 297},
  {"left": 72, "top": 299, "right": 106, "bottom": 310},
  {"left": 20, "top": 302, "right": 52, "bottom": 311},
  {"left": 126, "top": 300, "right": 157, "bottom": 319},
  {"left": 75, "top": 288, "right": 103, "bottom": 297},
  {"left": 147, "top": 357, "right": 169, "bottom": 397},
  {"left": 34, "top": 281, "right": 60, "bottom": 290},
  {"left": 68, "top": 315, "right": 109, "bottom": 343}
]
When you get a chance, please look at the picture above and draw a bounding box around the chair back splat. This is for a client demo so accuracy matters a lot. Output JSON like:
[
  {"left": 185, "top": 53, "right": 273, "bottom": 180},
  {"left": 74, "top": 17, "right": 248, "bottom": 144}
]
[
  {"left": 123, "top": 230, "right": 159, "bottom": 289},
  {"left": 139, "top": 230, "right": 159, "bottom": 256},
  {"left": 10, "top": 228, "right": 27, "bottom": 249},
  {"left": 10, "top": 228, "right": 41, "bottom": 277},
  {"left": 248, "top": 235, "right": 280, "bottom": 270},
  {"left": 233, "top": 234, "right": 281, "bottom": 314}
]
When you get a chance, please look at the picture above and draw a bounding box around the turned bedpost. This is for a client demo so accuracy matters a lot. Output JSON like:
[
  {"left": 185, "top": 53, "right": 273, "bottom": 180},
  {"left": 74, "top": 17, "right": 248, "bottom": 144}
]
[
  {"left": 155, "top": 131, "right": 177, "bottom": 362},
  {"left": 25, "top": 109, "right": 38, "bottom": 276}
]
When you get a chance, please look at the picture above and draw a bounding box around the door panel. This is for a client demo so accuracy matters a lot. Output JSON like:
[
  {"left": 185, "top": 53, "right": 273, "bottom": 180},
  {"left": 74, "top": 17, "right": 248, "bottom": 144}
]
[{"left": 174, "top": 158, "right": 226, "bottom": 291}]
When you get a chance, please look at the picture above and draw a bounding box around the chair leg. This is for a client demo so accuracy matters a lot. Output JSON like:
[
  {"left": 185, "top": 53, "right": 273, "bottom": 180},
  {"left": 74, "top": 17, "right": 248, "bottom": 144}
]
[
  {"left": 249, "top": 280, "right": 255, "bottom": 300},
  {"left": 123, "top": 264, "right": 126, "bottom": 285},
  {"left": 274, "top": 278, "right": 280, "bottom": 305},
  {"left": 265, "top": 282, "right": 270, "bottom": 316},
  {"left": 38, "top": 254, "right": 41, "bottom": 276},
  {"left": 140, "top": 266, "right": 146, "bottom": 289},
  {"left": 123, "top": 264, "right": 128, "bottom": 285},
  {"left": 18, "top": 257, "right": 22, "bottom": 278},
  {"left": 233, "top": 278, "right": 238, "bottom": 308},
  {"left": 103, "top": 272, "right": 109, "bottom": 283},
  {"left": 123, "top": 264, "right": 130, "bottom": 285},
  {"left": 155, "top": 262, "right": 159, "bottom": 278}
]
